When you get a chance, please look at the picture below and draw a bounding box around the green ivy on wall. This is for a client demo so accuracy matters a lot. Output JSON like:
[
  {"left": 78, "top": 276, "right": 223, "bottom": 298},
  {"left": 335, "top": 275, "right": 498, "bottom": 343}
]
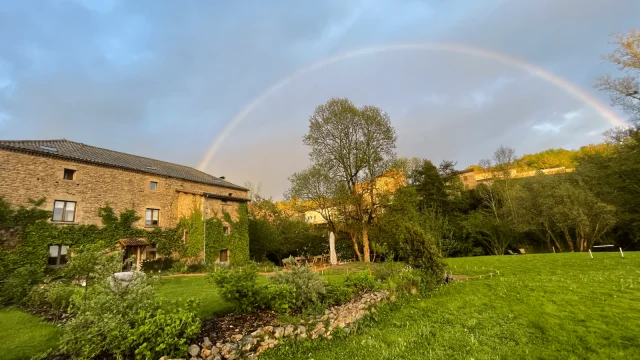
[
  {"left": 0, "top": 196, "right": 250, "bottom": 285},
  {"left": 178, "top": 203, "right": 249, "bottom": 265}
]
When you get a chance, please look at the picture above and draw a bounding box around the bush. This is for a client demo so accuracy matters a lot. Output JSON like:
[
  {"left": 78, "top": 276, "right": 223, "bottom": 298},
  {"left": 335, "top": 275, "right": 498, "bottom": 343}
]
[
  {"left": 27, "top": 280, "right": 79, "bottom": 321},
  {"left": 385, "top": 268, "right": 427, "bottom": 294},
  {"left": 344, "top": 270, "right": 378, "bottom": 293},
  {"left": 323, "top": 283, "right": 354, "bottom": 307},
  {"left": 185, "top": 262, "right": 208, "bottom": 274},
  {"left": 141, "top": 258, "right": 175, "bottom": 273},
  {"left": 271, "top": 264, "right": 326, "bottom": 311},
  {"left": 60, "top": 269, "right": 200, "bottom": 359},
  {"left": 0, "top": 265, "right": 43, "bottom": 305},
  {"left": 372, "top": 261, "right": 405, "bottom": 281},
  {"left": 260, "top": 284, "right": 296, "bottom": 313},
  {"left": 399, "top": 224, "right": 444, "bottom": 283},
  {"left": 208, "top": 268, "right": 262, "bottom": 313},
  {"left": 170, "top": 261, "right": 188, "bottom": 274}
]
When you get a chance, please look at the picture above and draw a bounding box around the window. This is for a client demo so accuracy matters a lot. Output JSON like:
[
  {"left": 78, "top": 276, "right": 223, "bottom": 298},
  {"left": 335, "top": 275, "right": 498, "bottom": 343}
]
[
  {"left": 463, "top": 175, "right": 468, "bottom": 181},
  {"left": 228, "top": 192, "right": 233, "bottom": 197},
  {"left": 219, "top": 249, "right": 229, "bottom": 263},
  {"left": 48, "top": 245, "right": 69, "bottom": 266},
  {"left": 222, "top": 225, "right": 230, "bottom": 235},
  {"left": 52, "top": 200, "right": 76, "bottom": 222},
  {"left": 63, "top": 168, "right": 76, "bottom": 180},
  {"left": 145, "top": 208, "right": 159, "bottom": 227},
  {"left": 150, "top": 181, "right": 158, "bottom": 190}
]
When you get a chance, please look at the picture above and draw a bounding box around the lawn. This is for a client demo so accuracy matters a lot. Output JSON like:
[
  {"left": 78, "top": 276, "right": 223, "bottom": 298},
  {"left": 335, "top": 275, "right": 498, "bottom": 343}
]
[
  {"left": 155, "top": 275, "right": 234, "bottom": 317},
  {"left": 262, "top": 252, "right": 640, "bottom": 360},
  {"left": 0, "top": 308, "right": 61, "bottom": 360},
  {"left": 3, "top": 253, "right": 638, "bottom": 359}
]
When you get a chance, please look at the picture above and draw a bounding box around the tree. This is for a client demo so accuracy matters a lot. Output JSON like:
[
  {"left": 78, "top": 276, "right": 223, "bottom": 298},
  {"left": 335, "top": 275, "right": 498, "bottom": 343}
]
[
  {"left": 410, "top": 159, "right": 447, "bottom": 212},
  {"left": 596, "top": 29, "right": 640, "bottom": 123},
  {"left": 295, "top": 98, "right": 397, "bottom": 262}
]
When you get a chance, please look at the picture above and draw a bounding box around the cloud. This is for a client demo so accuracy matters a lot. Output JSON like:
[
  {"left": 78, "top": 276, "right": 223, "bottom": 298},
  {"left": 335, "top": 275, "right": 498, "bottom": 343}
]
[{"left": 0, "top": 0, "right": 638, "bottom": 198}]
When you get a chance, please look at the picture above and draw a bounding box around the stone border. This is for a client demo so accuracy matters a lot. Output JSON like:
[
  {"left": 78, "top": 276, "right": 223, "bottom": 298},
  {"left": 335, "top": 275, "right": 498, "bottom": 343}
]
[{"left": 166, "top": 290, "right": 390, "bottom": 360}]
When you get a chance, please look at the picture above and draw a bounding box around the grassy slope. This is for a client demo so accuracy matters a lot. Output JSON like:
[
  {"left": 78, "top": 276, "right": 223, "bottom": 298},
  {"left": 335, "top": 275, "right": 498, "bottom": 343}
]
[
  {"left": 263, "top": 252, "right": 640, "bottom": 360},
  {"left": 0, "top": 308, "right": 61, "bottom": 360}
]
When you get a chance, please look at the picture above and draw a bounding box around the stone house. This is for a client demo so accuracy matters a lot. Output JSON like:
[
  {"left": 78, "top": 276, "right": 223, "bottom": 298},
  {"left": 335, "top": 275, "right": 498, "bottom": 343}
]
[
  {"left": 0, "top": 139, "right": 249, "bottom": 269},
  {"left": 459, "top": 167, "right": 574, "bottom": 190}
]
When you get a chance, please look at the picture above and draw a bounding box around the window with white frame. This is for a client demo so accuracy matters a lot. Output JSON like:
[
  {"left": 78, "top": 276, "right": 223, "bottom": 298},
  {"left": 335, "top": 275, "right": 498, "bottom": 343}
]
[
  {"left": 48, "top": 245, "right": 69, "bottom": 266},
  {"left": 145, "top": 208, "right": 159, "bottom": 227},
  {"left": 52, "top": 200, "right": 76, "bottom": 222}
]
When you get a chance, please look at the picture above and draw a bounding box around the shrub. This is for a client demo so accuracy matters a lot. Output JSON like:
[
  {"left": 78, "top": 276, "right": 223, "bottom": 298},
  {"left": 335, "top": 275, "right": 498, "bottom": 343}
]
[
  {"left": 271, "top": 264, "right": 326, "bottom": 311},
  {"left": 61, "top": 271, "right": 200, "bottom": 359},
  {"left": 323, "top": 283, "right": 354, "bottom": 307},
  {"left": 208, "top": 267, "right": 262, "bottom": 313},
  {"left": 260, "top": 284, "right": 296, "bottom": 313},
  {"left": 344, "top": 270, "right": 378, "bottom": 293},
  {"left": 27, "top": 280, "right": 79, "bottom": 321},
  {"left": 399, "top": 223, "right": 444, "bottom": 283},
  {"left": 58, "top": 245, "right": 200, "bottom": 360},
  {"left": 0, "top": 265, "right": 43, "bottom": 305},
  {"left": 141, "top": 258, "right": 175, "bottom": 273},
  {"left": 185, "top": 262, "right": 208, "bottom": 274},
  {"left": 170, "top": 261, "right": 188, "bottom": 274},
  {"left": 386, "top": 268, "right": 427, "bottom": 294},
  {"left": 372, "top": 261, "right": 405, "bottom": 281}
]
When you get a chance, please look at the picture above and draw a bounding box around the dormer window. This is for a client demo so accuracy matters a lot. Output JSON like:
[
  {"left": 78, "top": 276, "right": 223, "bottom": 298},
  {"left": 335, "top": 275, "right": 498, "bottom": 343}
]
[{"left": 150, "top": 181, "right": 158, "bottom": 190}]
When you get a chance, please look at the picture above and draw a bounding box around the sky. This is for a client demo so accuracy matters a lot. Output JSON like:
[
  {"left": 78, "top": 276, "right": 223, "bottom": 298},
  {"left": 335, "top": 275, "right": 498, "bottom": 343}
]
[{"left": 1, "top": 0, "right": 638, "bottom": 198}]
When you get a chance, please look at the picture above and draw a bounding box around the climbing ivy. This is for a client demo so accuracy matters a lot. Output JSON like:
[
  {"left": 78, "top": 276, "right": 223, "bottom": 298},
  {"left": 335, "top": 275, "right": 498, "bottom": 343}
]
[
  {"left": 0, "top": 196, "right": 250, "bottom": 287},
  {"left": 177, "top": 203, "right": 250, "bottom": 265}
]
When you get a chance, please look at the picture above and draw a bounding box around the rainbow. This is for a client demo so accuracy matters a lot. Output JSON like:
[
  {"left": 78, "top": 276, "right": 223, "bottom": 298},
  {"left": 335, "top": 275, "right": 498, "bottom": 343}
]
[{"left": 198, "top": 42, "right": 626, "bottom": 171}]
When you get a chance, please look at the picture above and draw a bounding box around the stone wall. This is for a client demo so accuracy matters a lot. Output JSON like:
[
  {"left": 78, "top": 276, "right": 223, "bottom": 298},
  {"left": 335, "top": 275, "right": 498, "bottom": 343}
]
[{"left": 0, "top": 149, "right": 248, "bottom": 229}]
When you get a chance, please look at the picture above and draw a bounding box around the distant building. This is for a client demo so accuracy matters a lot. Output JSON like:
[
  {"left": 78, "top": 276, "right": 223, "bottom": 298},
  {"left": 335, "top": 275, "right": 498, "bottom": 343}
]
[{"left": 459, "top": 167, "right": 574, "bottom": 190}]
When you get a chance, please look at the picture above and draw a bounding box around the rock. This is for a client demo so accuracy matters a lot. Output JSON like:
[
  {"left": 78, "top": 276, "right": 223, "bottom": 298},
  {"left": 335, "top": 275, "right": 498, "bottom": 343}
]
[
  {"left": 159, "top": 357, "right": 167, "bottom": 360},
  {"left": 250, "top": 328, "right": 264, "bottom": 337},
  {"left": 202, "top": 337, "right": 213, "bottom": 350},
  {"left": 230, "top": 334, "right": 243, "bottom": 342},
  {"left": 220, "top": 343, "right": 239, "bottom": 360},
  {"left": 273, "top": 327, "right": 284, "bottom": 339},
  {"left": 296, "top": 325, "right": 307, "bottom": 339},
  {"left": 263, "top": 326, "right": 274, "bottom": 334},
  {"left": 190, "top": 357, "right": 199, "bottom": 360},
  {"left": 240, "top": 335, "right": 257, "bottom": 352},
  {"left": 205, "top": 355, "right": 222, "bottom": 360},
  {"left": 284, "top": 325, "right": 295, "bottom": 337},
  {"left": 188, "top": 344, "right": 201, "bottom": 357},
  {"left": 201, "top": 348, "right": 212, "bottom": 358}
]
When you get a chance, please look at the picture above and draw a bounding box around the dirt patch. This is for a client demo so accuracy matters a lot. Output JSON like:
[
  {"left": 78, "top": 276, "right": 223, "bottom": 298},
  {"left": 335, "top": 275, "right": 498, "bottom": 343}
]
[{"left": 197, "top": 311, "right": 279, "bottom": 344}]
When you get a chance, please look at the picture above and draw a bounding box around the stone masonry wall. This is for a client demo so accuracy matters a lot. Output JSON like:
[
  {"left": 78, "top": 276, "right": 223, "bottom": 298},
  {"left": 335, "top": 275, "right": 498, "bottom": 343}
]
[{"left": 0, "top": 149, "right": 248, "bottom": 229}]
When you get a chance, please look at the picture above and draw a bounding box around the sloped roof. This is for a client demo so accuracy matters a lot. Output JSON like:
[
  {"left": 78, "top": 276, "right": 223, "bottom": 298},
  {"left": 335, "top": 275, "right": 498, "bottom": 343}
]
[
  {"left": 0, "top": 139, "right": 247, "bottom": 191},
  {"left": 119, "top": 238, "right": 150, "bottom": 247}
]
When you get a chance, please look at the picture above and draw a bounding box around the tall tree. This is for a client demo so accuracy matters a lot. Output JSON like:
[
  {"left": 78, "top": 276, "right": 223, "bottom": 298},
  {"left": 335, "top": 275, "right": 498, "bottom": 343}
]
[
  {"left": 410, "top": 159, "right": 447, "bottom": 211},
  {"left": 297, "top": 98, "right": 397, "bottom": 262},
  {"left": 596, "top": 29, "right": 640, "bottom": 123}
]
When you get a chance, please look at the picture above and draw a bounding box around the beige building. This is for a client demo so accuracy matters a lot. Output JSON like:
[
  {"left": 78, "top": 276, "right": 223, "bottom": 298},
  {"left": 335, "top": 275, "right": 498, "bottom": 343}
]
[
  {"left": 459, "top": 167, "right": 573, "bottom": 190},
  {"left": 0, "top": 139, "right": 249, "bottom": 268}
]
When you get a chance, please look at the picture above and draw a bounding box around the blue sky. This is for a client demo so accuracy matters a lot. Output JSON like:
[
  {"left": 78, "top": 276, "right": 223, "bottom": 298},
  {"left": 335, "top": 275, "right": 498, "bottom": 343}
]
[{"left": 1, "top": 0, "right": 638, "bottom": 197}]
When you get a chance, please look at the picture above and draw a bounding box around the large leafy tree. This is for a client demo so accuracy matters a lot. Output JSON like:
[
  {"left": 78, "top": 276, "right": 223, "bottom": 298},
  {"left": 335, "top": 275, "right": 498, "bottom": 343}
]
[{"left": 291, "top": 98, "right": 397, "bottom": 262}]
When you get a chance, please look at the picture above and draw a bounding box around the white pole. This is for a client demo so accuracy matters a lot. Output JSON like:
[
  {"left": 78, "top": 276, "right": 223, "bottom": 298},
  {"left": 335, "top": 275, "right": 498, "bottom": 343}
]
[
  {"left": 552, "top": 246, "right": 556, "bottom": 254},
  {"left": 588, "top": 249, "right": 593, "bottom": 259},
  {"left": 619, "top": 247, "right": 625, "bottom": 258},
  {"left": 329, "top": 231, "right": 337, "bottom": 265},
  {"left": 203, "top": 197, "right": 207, "bottom": 264}
]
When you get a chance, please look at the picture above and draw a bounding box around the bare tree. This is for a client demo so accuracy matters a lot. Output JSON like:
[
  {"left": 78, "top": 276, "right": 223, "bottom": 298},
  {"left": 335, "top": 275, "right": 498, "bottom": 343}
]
[{"left": 596, "top": 29, "right": 640, "bottom": 123}]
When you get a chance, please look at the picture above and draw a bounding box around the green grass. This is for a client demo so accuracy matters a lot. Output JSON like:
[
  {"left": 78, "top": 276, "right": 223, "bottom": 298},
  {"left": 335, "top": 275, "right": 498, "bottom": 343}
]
[
  {"left": 262, "top": 252, "right": 640, "bottom": 360},
  {"left": 155, "top": 275, "right": 234, "bottom": 317},
  {"left": 0, "top": 308, "right": 61, "bottom": 360}
]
